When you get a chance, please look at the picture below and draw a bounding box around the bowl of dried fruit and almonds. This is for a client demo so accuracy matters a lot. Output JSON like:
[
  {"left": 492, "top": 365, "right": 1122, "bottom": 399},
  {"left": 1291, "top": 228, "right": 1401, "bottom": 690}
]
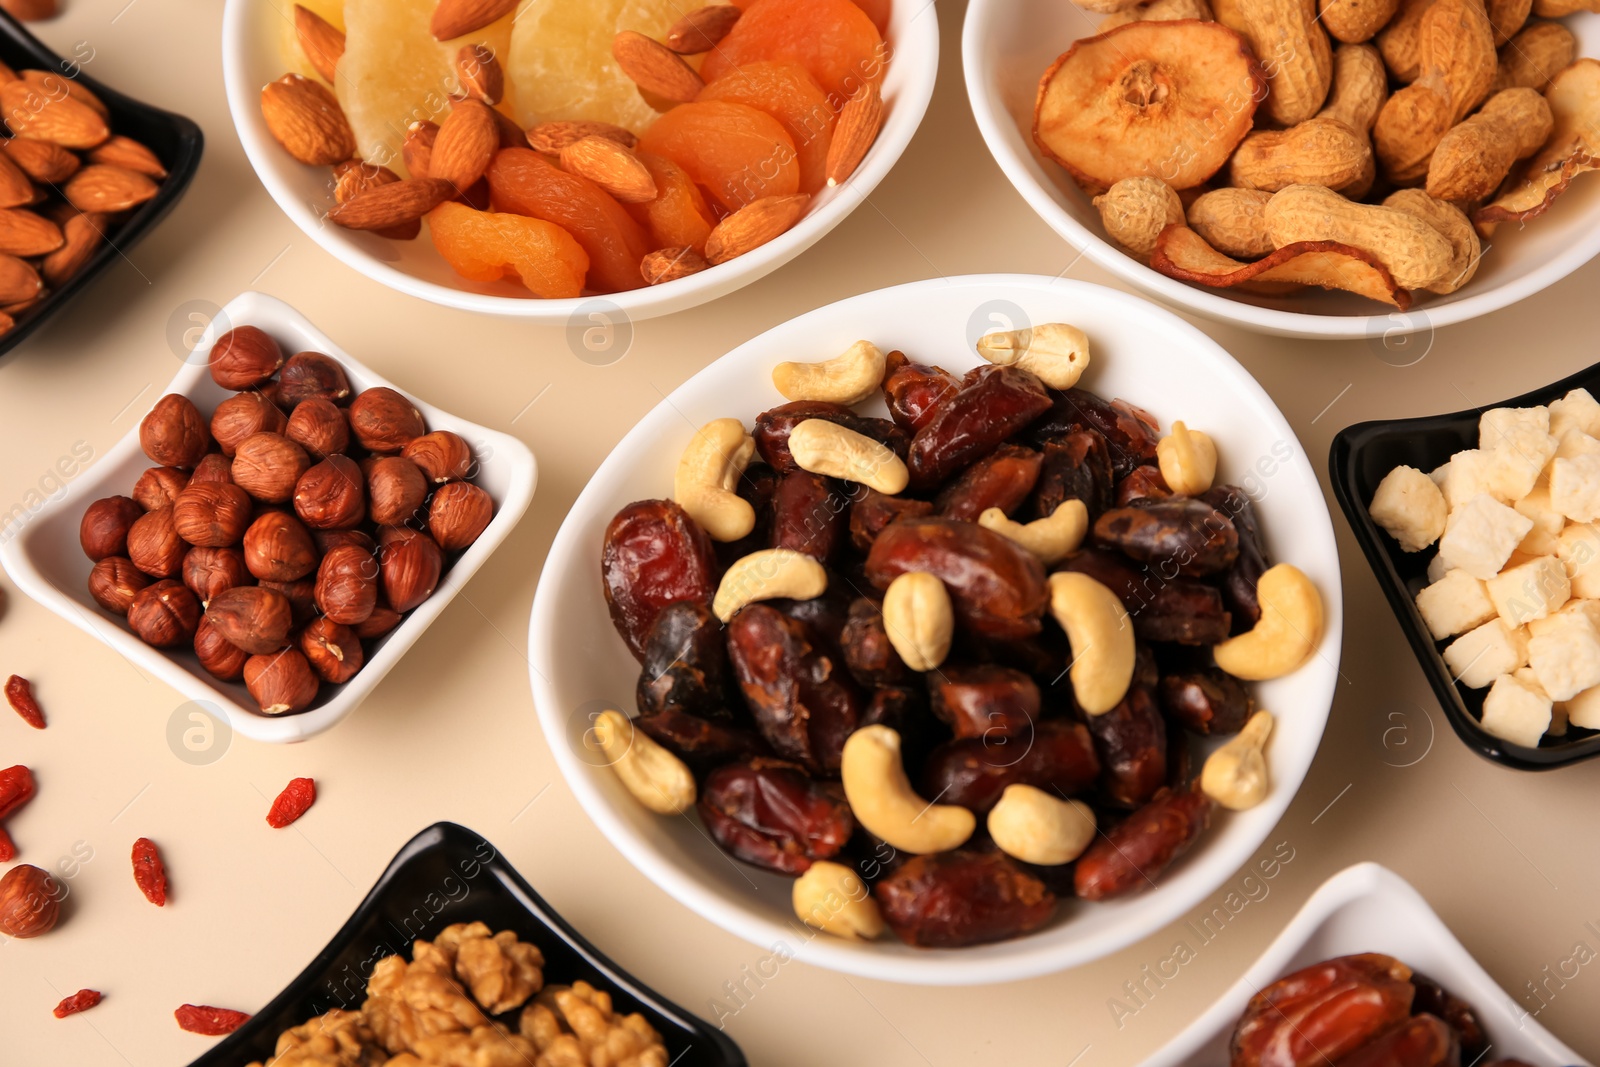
[
  {"left": 220, "top": 0, "right": 937, "bottom": 323},
  {"left": 529, "top": 275, "right": 1342, "bottom": 984},
  {"left": 965, "top": 0, "right": 1600, "bottom": 340}
]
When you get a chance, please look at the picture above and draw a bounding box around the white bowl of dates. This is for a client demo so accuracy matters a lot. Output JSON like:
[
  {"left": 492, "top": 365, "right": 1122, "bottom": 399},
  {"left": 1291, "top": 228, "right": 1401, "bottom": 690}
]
[
  {"left": 0, "top": 290, "right": 536, "bottom": 744},
  {"left": 529, "top": 275, "right": 1341, "bottom": 983},
  {"left": 963, "top": 0, "right": 1600, "bottom": 340},
  {"left": 1138, "top": 863, "right": 1587, "bottom": 1067},
  {"left": 220, "top": 0, "right": 938, "bottom": 323}
]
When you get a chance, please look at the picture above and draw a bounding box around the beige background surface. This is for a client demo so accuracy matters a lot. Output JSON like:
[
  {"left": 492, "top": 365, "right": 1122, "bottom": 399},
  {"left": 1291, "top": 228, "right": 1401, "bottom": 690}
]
[{"left": 0, "top": 0, "right": 1597, "bottom": 1063}]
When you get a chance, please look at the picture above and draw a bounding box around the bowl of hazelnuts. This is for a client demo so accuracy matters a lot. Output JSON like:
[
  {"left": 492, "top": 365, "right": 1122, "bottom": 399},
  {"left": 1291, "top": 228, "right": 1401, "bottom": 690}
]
[{"left": 0, "top": 290, "right": 536, "bottom": 742}]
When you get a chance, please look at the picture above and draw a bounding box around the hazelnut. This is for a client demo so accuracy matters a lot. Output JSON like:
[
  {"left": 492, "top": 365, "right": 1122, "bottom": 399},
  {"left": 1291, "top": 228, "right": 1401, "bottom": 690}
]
[
  {"left": 278, "top": 351, "right": 351, "bottom": 407},
  {"left": 349, "top": 387, "right": 425, "bottom": 453},
  {"left": 294, "top": 455, "right": 365, "bottom": 530},
  {"left": 127, "top": 508, "right": 186, "bottom": 578},
  {"left": 127, "top": 579, "right": 201, "bottom": 647},
  {"left": 314, "top": 528, "right": 375, "bottom": 556},
  {"left": 194, "top": 615, "right": 249, "bottom": 681},
  {"left": 139, "top": 394, "right": 211, "bottom": 469},
  {"left": 402, "top": 430, "right": 475, "bottom": 483},
  {"left": 0, "top": 864, "right": 62, "bottom": 938},
  {"left": 232, "top": 432, "right": 310, "bottom": 503},
  {"left": 189, "top": 453, "right": 236, "bottom": 485},
  {"left": 242, "top": 511, "right": 317, "bottom": 582},
  {"left": 428, "top": 482, "right": 494, "bottom": 550},
  {"left": 182, "top": 546, "right": 249, "bottom": 606},
  {"left": 243, "top": 648, "right": 320, "bottom": 715},
  {"left": 367, "top": 456, "right": 427, "bottom": 526},
  {"left": 314, "top": 544, "right": 378, "bottom": 625},
  {"left": 285, "top": 398, "right": 349, "bottom": 459},
  {"left": 205, "top": 586, "right": 294, "bottom": 655},
  {"left": 172, "top": 481, "right": 253, "bottom": 548},
  {"left": 79, "top": 495, "right": 143, "bottom": 561},
  {"left": 208, "top": 325, "right": 284, "bottom": 390},
  {"left": 378, "top": 527, "right": 442, "bottom": 613},
  {"left": 132, "top": 466, "right": 189, "bottom": 511},
  {"left": 302, "top": 616, "right": 363, "bottom": 684},
  {"left": 88, "top": 555, "right": 149, "bottom": 614},
  {"left": 211, "top": 391, "right": 287, "bottom": 455},
  {"left": 354, "top": 595, "right": 403, "bottom": 639},
  {"left": 259, "top": 577, "right": 317, "bottom": 626}
]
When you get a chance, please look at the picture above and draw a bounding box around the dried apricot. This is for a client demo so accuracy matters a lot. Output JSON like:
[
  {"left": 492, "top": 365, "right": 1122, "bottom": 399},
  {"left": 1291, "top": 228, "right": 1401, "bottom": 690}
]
[
  {"left": 626, "top": 152, "right": 717, "bottom": 253},
  {"left": 637, "top": 99, "right": 800, "bottom": 210},
  {"left": 485, "top": 148, "right": 652, "bottom": 292},
  {"left": 704, "top": 0, "right": 886, "bottom": 103},
  {"left": 699, "top": 61, "right": 836, "bottom": 192},
  {"left": 735, "top": 0, "right": 892, "bottom": 33},
  {"left": 428, "top": 202, "right": 589, "bottom": 297}
]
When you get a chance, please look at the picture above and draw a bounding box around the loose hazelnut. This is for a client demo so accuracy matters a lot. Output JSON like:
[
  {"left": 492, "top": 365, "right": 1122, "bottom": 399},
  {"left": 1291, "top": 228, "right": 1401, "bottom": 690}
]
[
  {"left": 232, "top": 432, "right": 310, "bottom": 503},
  {"left": 302, "top": 616, "right": 363, "bottom": 684},
  {"left": 132, "top": 466, "right": 189, "bottom": 511},
  {"left": 79, "top": 495, "right": 143, "bottom": 561},
  {"left": 244, "top": 648, "right": 320, "bottom": 715},
  {"left": 314, "top": 544, "right": 378, "bottom": 624},
  {"left": 189, "top": 453, "right": 235, "bottom": 485},
  {"left": 194, "top": 615, "right": 249, "bottom": 681},
  {"left": 88, "top": 556, "right": 149, "bottom": 614},
  {"left": 278, "top": 351, "right": 351, "bottom": 407},
  {"left": 349, "top": 387, "right": 425, "bottom": 453},
  {"left": 127, "top": 508, "right": 186, "bottom": 578},
  {"left": 294, "top": 455, "right": 365, "bottom": 529},
  {"left": 402, "top": 430, "right": 475, "bottom": 483},
  {"left": 378, "top": 527, "right": 442, "bottom": 613},
  {"left": 313, "top": 528, "right": 375, "bottom": 556},
  {"left": 205, "top": 585, "right": 294, "bottom": 655},
  {"left": 367, "top": 456, "right": 428, "bottom": 526},
  {"left": 242, "top": 511, "right": 317, "bottom": 582},
  {"left": 211, "top": 391, "right": 287, "bottom": 455},
  {"left": 354, "top": 595, "right": 403, "bottom": 639},
  {"left": 259, "top": 577, "right": 317, "bottom": 626},
  {"left": 208, "top": 325, "right": 284, "bottom": 390},
  {"left": 428, "top": 482, "right": 494, "bottom": 550},
  {"left": 127, "top": 579, "right": 201, "bottom": 647},
  {"left": 172, "top": 481, "right": 253, "bottom": 548},
  {"left": 139, "top": 394, "right": 211, "bottom": 469},
  {"left": 182, "top": 546, "right": 249, "bottom": 606},
  {"left": 285, "top": 398, "right": 349, "bottom": 459},
  {"left": 0, "top": 864, "right": 62, "bottom": 938}
]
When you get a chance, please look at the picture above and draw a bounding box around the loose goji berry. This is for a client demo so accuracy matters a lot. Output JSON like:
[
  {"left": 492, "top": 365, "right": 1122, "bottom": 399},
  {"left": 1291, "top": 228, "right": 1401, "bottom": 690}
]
[
  {"left": 0, "top": 764, "right": 36, "bottom": 819},
  {"left": 131, "top": 837, "right": 168, "bottom": 907},
  {"left": 5, "top": 675, "right": 45, "bottom": 729},
  {"left": 265, "top": 777, "right": 316, "bottom": 828},
  {"left": 174, "top": 1003, "right": 251, "bottom": 1035},
  {"left": 53, "top": 989, "right": 102, "bottom": 1018},
  {"left": 0, "top": 825, "right": 14, "bottom": 862}
]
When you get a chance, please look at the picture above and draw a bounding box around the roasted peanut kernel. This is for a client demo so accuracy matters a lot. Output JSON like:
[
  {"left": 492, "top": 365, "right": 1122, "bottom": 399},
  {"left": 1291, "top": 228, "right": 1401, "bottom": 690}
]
[
  {"left": 672, "top": 418, "right": 757, "bottom": 543},
  {"left": 1200, "top": 708, "right": 1274, "bottom": 810},
  {"left": 1156, "top": 421, "right": 1218, "bottom": 496},
  {"left": 841, "top": 725, "right": 975, "bottom": 854},
  {"left": 987, "top": 785, "right": 1097, "bottom": 866},
  {"left": 591, "top": 709, "right": 696, "bottom": 815},
  {"left": 1213, "top": 564, "right": 1323, "bottom": 680},
  {"left": 711, "top": 548, "right": 828, "bottom": 622},
  {"left": 771, "top": 340, "right": 888, "bottom": 406},
  {"left": 792, "top": 861, "right": 885, "bottom": 941},
  {"left": 975, "top": 323, "right": 1091, "bottom": 390},
  {"left": 880, "top": 572, "right": 953, "bottom": 672}
]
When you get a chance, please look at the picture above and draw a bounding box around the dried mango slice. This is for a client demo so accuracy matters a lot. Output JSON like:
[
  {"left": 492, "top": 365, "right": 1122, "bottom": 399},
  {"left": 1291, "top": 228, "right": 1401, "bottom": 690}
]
[
  {"left": 1475, "top": 59, "right": 1600, "bottom": 234},
  {"left": 1151, "top": 225, "right": 1410, "bottom": 308},
  {"left": 1034, "top": 21, "right": 1265, "bottom": 192}
]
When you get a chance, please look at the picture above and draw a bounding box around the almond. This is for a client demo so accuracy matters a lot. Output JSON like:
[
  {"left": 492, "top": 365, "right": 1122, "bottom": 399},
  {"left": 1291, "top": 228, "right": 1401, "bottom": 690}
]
[
  {"left": 327, "top": 177, "right": 454, "bottom": 230},
  {"left": 0, "top": 310, "right": 14, "bottom": 337},
  {"left": 1, "top": 0, "right": 58, "bottom": 22},
  {"left": 525, "top": 120, "right": 636, "bottom": 154},
  {"left": 21, "top": 70, "right": 107, "bottom": 118},
  {"left": 827, "top": 82, "right": 882, "bottom": 186},
  {"left": 0, "top": 208, "right": 60, "bottom": 255},
  {"left": 0, "top": 151, "right": 32, "bottom": 208},
  {"left": 0, "top": 81, "right": 108, "bottom": 149},
  {"left": 430, "top": 99, "right": 498, "bottom": 189},
  {"left": 612, "top": 30, "right": 705, "bottom": 103},
  {"left": 641, "top": 246, "right": 710, "bottom": 285},
  {"left": 4, "top": 135, "right": 79, "bottom": 182},
  {"left": 560, "top": 136, "right": 657, "bottom": 203},
  {"left": 704, "top": 193, "right": 810, "bottom": 264},
  {"left": 41, "top": 210, "right": 103, "bottom": 287},
  {"left": 0, "top": 252, "right": 42, "bottom": 304},
  {"left": 430, "top": 0, "right": 518, "bottom": 41},
  {"left": 665, "top": 5, "right": 743, "bottom": 53},
  {"left": 260, "top": 73, "right": 355, "bottom": 166},
  {"left": 455, "top": 43, "right": 503, "bottom": 106},
  {"left": 294, "top": 4, "right": 345, "bottom": 85},
  {"left": 331, "top": 160, "right": 419, "bottom": 240},
  {"left": 86, "top": 134, "right": 167, "bottom": 179},
  {"left": 403, "top": 120, "right": 439, "bottom": 178},
  {"left": 63, "top": 164, "right": 159, "bottom": 213}
]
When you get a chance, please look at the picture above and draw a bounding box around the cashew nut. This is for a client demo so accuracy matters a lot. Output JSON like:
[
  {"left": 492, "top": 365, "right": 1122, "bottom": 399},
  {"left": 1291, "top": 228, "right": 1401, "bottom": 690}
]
[
  {"left": 1048, "top": 571, "right": 1135, "bottom": 716},
  {"left": 975, "top": 323, "right": 1091, "bottom": 390},
  {"left": 590, "top": 710, "right": 695, "bottom": 815},
  {"left": 792, "top": 861, "right": 885, "bottom": 940},
  {"left": 673, "top": 417, "right": 757, "bottom": 543},
  {"left": 1200, "top": 709, "right": 1274, "bottom": 810},
  {"left": 987, "top": 784, "right": 1097, "bottom": 866},
  {"left": 788, "top": 419, "right": 909, "bottom": 495},
  {"left": 881, "top": 572, "right": 953, "bottom": 672},
  {"left": 1156, "top": 421, "right": 1218, "bottom": 497},
  {"left": 712, "top": 548, "right": 828, "bottom": 622},
  {"left": 771, "top": 340, "right": 888, "bottom": 406},
  {"left": 841, "top": 725, "right": 975, "bottom": 855},
  {"left": 978, "top": 500, "right": 1089, "bottom": 564},
  {"left": 1212, "top": 564, "right": 1323, "bottom": 681}
]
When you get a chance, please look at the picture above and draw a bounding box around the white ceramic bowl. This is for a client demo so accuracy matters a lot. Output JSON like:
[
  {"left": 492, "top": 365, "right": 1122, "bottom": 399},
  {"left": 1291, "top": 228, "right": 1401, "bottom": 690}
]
[
  {"left": 0, "top": 291, "right": 537, "bottom": 744},
  {"left": 963, "top": 1, "right": 1600, "bottom": 340},
  {"left": 1139, "top": 862, "right": 1590, "bottom": 1066},
  {"left": 220, "top": 1, "right": 938, "bottom": 324},
  {"left": 529, "top": 274, "right": 1343, "bottom": 984}
]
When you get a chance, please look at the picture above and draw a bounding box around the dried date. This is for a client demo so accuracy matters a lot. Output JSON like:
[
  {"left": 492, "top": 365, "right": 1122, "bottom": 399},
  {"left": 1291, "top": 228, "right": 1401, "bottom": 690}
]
[
  {"left": 1074, "top": 787, "right": 1213, "bottom": 900},
  {"left": 867, "top": 518, "right": 1048, "bottom": 639},
  {"left": 699, "top": 759, "right": 853, "bottom": 875},
  {"left": 1159, "top": 671, "right": 1252, "bottom": 735},
  {"left": 1410, "top": 973, "right": 1487, "bottom": 1065},
  {"left": 1332, "top": 1016, "right": 1458, "bottom": 1067},
  {"left": 717, "top": 461, "right": 778, "bottom": 568},
  {"left": 1092, "top": 500, "right": 1239, "bottom": 578},
  {"left": 1088, "top": 681, "right": 1168, "bottom": 809},
  {"left": 874, "top": 850, "right": 1056, "bottom": 948},
  {"left": 936, "top": 445, "right": 1042, "bottom": 522},
  {"left": 1230, "top": 954, "right": 1417, "bottom": 1067},
  {"left": 771, "top": 470, "right": 849, "bottom": 563},
  {"left": 882, "top": 349, "right": 960, "bottom": 433},
  {"left": 1031, "top": 432, "right": 1113, "bottom": 522},
  {"left": 1031, "top": 388, "right": 1161, "bottom": 480},
  {"left": 922, "top": 719, "right": 1100, "bottom": 813},
  {"left": 929, "top": 665, "right": 1039, "bottom": 741},
  {"left": 635, "top": 707, "right": 768, "bottom": 775},
  {"left": 726, "top": 604, "right": 864, "bottom": 774},
  {"left": 906, "top": 366, "right": 1052, "bottom": 491},
  {"left": 1204, "top": 485, "right": 1268, "bottom": 629},
  {"left": 635, "top": 601, "right": 734, "bottom": 718},
  {"left": 849, "top": 488, "right": 933, "bottom": 553},
  {"left": 1116, "top": 464, "right": 1173, "bottom": 506},
  {"left": 841, "top": 597, "right": 907, "bottom": 688},
  {"left": 1057, "top": 548, "right": 1232, "bottom": 645},
  {"left": 754, "top": 401, "right": 907, "bottom": 474},
  {"left": 602, "top": 499, "right": 719, "bottom": 660}
]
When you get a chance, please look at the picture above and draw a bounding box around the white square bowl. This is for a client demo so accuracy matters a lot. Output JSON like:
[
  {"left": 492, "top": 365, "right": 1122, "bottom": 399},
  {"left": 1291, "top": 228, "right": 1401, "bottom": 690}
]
[
  {"left": 1140, "top": 862, "right": 1591, "bottom": 1066},
  {"left": 0, "top": 290, "right": 537, "bottom": 744}
]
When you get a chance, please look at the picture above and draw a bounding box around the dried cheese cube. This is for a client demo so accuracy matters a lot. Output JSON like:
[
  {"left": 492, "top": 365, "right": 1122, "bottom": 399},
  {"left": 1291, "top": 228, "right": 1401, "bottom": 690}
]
[
  {"left": 1369, "top": 465, "right": 1447, "bottom": 551},
  {"left": 1564, "top": 684, "right": 1600, "bottom": 730},
  {"left": 1527, "top": 611, "right": 1600, "bottom": 701},
  {"left": 1549, "top": 388, "right": 1600, "bottom": 440},
  {"left": 1437, "top": 494, "right": 1534, "bottom": 580},
  {"left": 1426, "top": 553, "right": 1452, "bottom": 583},
  {"left": 1556, "top": 523, "right": 1600, "bottom": 598},
  {"left": 1480, "top": 408, "right": 1556, "bottom": 501},
  {"left": 1443, "top": 619, "right": 1529, "bottom": 689},
  {"left": 1550, "top": 454, "right": 1600, "bottom": 522},
  {"left": 1415, "top": 569, "right": 1496, "bottom": 640},
  {"left": 1435, "top": 451, "right": 1501, "bottom": 509},
  {"left": 1485, "top": 556, "right": 1569, "bottom": 626},
  {"left": 1480, "top": 673, "right": 1552, "bottom": 747}
]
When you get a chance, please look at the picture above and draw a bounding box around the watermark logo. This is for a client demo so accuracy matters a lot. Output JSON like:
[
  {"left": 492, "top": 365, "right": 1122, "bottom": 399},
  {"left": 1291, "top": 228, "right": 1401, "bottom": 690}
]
[
  {"left": 167, "top": 299, "right": 229, "bottom": 364},
  {"left": 166, "top": 701, "right": 232, "bottom": 766},
  {"left": 1366, "top": 309, "right": 1434, "bottom": 368},
  {"left": 568, "top": 699, "right": 627, "bottom": 768},
  {"left": 567, "top": 299, "right": 633, "bottom": 367},
  {"left": 1377, "top": 702, "right": 1435, "bottom": 768},
  {"left": 966, "top": 299, "right": 1031, "bottom": 353}
]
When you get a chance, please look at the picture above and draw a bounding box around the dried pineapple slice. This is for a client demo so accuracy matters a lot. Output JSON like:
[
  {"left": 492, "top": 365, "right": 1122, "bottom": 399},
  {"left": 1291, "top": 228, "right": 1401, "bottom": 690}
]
[{"left": 337, "top": 0, "right": 457, "bottom": 171}]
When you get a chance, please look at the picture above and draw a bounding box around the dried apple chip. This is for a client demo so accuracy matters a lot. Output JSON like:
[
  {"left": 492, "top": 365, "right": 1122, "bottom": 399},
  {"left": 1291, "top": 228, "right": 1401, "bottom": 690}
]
[
  {"left": 1033, "top": 21, "right": 1266, "bottom": 192},
  {"left": 1475, "top": 59, "right": 1600, "bottom": 235},
  {"left": 1151, "top": 225, "right": 1411, "bottom": 308}
]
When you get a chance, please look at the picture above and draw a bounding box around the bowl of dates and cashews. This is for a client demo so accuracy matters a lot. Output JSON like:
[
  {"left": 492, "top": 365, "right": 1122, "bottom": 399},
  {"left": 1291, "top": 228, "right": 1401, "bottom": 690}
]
[{"left": 530, "top": 276, "right": 1341, "bottom": 984}]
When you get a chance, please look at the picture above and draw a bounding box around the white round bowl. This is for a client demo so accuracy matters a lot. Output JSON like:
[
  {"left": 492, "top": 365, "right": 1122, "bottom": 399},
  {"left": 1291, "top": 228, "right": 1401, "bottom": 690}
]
[
  {"left": 220, "top": 1, "right": 937, "bottom": 324},
  {"left": 962, "top": 0, "right": 1600, "bottom": 340},
  {"left": 529, "top": 275, "right": 1343, "bottom": 984}
]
